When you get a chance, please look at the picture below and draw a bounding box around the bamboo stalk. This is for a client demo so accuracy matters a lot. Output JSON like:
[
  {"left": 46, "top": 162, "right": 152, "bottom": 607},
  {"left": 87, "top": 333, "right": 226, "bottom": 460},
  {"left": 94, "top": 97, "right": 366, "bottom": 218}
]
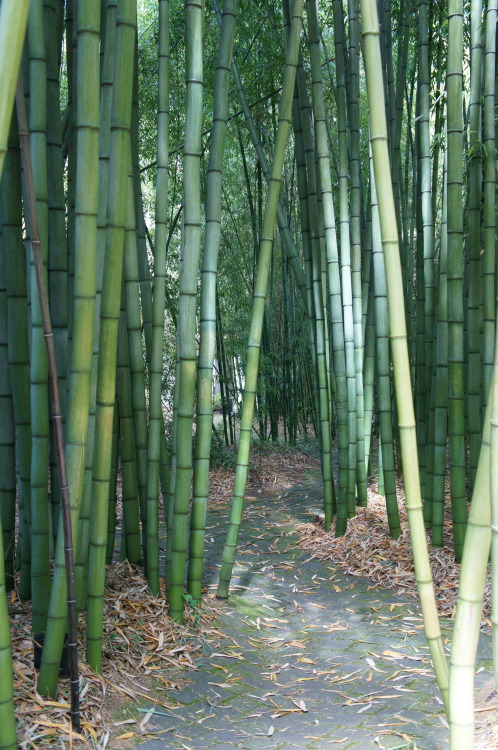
[
  {"left": 360, "top": 0, "right": 449, "bottom": 710},
  {"left": 17, "top": 75, "right": 80, "bottom": 733}
]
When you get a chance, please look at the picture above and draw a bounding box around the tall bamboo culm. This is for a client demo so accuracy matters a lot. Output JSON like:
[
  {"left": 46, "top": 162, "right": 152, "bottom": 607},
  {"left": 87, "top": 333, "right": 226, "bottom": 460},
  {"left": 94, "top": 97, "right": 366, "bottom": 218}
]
[{"left": 359, "top": 0, "right": 449, "bottom": 710}]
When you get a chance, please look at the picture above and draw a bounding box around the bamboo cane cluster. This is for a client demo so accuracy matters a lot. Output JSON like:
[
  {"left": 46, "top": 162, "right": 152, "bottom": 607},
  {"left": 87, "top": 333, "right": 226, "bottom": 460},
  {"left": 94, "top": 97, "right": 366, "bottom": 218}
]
[{"left": 0, "top": 1, "right": 496, "bottom": 747}]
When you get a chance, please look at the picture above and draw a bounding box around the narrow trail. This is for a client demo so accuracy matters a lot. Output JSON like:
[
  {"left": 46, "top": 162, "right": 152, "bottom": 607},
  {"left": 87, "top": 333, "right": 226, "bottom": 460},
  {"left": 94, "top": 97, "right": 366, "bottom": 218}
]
[{"left": 140, "top": 470, "right": 490, "bottom": 750}]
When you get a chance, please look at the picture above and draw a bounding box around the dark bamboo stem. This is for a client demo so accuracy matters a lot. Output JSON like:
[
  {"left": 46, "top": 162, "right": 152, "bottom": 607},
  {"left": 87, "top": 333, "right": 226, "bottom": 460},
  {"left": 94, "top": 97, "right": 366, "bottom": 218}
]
[{"left": 16, "top": 76, "right": 80, "bottom": 733}]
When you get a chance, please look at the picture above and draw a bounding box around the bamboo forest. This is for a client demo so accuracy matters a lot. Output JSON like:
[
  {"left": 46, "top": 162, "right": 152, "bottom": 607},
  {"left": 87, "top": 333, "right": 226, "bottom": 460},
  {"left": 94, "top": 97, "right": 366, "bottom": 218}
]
[{"left": 0, "top": 0, "right": 497, "bottom": 747}]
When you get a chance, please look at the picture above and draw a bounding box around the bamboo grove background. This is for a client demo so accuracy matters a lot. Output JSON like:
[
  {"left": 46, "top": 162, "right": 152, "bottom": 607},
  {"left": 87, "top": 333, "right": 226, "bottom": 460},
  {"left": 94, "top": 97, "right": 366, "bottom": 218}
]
[{"left": 0, "top": 0, "right": 497, "bottom": 747}]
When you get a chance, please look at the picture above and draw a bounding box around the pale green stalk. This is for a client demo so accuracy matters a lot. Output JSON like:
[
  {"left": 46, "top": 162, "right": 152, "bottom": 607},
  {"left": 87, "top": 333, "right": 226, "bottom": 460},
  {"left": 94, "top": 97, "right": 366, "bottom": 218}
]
[
  {"left": 449, "top": 394, "right": 492, "bottom": 748},
  {"left": 360, "top": 0, "right": 449, "bottom": 709}
]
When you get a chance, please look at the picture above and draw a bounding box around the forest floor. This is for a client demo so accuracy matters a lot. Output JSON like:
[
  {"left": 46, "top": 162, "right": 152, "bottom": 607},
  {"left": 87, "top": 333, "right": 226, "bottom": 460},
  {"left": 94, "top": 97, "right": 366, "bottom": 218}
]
[{"left": 10, "top": 441, "right": 496, "bottom": 748}]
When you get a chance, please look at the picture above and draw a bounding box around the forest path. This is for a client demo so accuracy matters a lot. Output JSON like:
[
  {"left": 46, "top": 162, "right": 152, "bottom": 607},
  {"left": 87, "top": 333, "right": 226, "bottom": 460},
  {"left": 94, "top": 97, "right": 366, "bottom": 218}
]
[{"left": 139, "top": 469, "right": 489, "bottom": 750}]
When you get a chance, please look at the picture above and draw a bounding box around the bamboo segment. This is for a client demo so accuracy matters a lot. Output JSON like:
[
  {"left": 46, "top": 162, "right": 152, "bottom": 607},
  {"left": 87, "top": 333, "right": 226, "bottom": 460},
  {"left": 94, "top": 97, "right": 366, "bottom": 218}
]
[
  {"left": 360, "top": 0, "right": 449, "bottom": 709},
  {"left": 217, "top": 0, "right": 304, "bottom": 600},
  {"left": 188, "top": 0, "right": 237, "bottom": 603}
]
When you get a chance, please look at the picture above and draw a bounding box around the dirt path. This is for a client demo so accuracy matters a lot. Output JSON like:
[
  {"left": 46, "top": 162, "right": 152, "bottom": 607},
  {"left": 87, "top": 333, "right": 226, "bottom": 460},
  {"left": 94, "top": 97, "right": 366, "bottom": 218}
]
[{"left": 137, "top": 469, "right": 492, "bottom": 749}]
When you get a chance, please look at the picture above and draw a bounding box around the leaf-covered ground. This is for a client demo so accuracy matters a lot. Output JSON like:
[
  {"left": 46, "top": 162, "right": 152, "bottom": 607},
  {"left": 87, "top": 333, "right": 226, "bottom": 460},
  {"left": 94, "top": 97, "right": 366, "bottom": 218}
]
[{"left": 9, "top": 442, "right": 496, "bottom": 748}]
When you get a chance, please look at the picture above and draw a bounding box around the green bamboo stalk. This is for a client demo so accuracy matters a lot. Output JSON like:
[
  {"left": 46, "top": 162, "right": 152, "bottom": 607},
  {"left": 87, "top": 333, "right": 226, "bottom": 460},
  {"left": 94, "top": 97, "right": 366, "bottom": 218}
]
[
  {"left": 449, "top": 394, "right": 493, "bottom": 748},
  {"left": 146, "top": 0, "right": 170, "bottom": 595},
  {"left": 1, "top": 122, "right": 32, "bottom": 601},
  {"left": 446, "top": 0, "right": 466, "bottom": 561},
  {"left": 122, "top": 168, "right": 148, "bottom": 559},
  {"left": 346, "top": 0, "right": 367, "bottom": 509},
  {"left": 360, "top": 0, "right": 449, "bottom": 709},
  {"left": 0, "top": 513, "right": 16, "bottom": 750},
  {"left": 303, "top": 1, "right": 342, "bottom": 528},
  {"left": 37, "top": 0, "right": 101, "bottom": 696},
  {"left": 168, "top": 0, "right": 206, "bottom": 622},
  {"left": 187, "top": 0, "right": 237, "bottom": 603},
  {"left": 291, "top": 74, "right": 320, "bottom": 449},
  {"left": 370, "top": 154, "right": 401, "bottom": 539},
  {"left": 44, "top": 0, "right": 68, "bottom": 543},
  {"left": 431, "top": 144, "right": 448, "bottom": 547},
  {"left": 363, "top": 276, "right": 375, "bottom": 470},
  {"left": 117, "top": 306, "right": 141, "bottom": 564},
  {"left": 0, "top": 119, "right": 31, "bottom": 601},
  {"left": 86, "top": 0, "right": 136, "bottom": 672},
  {"left": 481, "top": 0, "right": 496, "bottom": 409},
  {"left": 106, "top": 397, "right": 119, "bottom": 563},
  {"left": 216, "top": 0, "right": 304, "bottom": 600},
  {"left": 416, "top": 0, "right": 435, "bottom": 503},
  {"left": 0, "top": 242, "right": 16, "bottom": 592},
  {"left": 0, "top": 0, "right": 30, "bottom": 180},
  {"left": 465, "top": 0, "right": 483, "bottom": 491},
  {"left": 297, "top": 62, "right": 335, "bottom": 528},
  {"left": 27, "top": 0, "right": 51, "bottom": 635},
  {"left": 74, "top": 0, "right": 116, "bottom": 608},
  {"left": 17, "top": 74, "right": 81, "bottom": 730}
]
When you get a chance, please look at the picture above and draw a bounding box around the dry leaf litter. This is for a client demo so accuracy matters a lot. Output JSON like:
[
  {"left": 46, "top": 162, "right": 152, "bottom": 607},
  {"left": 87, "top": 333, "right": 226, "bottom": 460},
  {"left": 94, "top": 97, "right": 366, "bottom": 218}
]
[{"left": 8, "top": 444, "right": 497, "bottom": 747}]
